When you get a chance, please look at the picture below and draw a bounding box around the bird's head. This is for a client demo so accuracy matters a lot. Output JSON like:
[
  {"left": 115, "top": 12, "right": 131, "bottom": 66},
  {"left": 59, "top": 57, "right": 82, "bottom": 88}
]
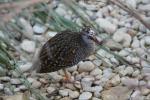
[{"left": 81, "top": 26, "right": 102, "bottom": 45}]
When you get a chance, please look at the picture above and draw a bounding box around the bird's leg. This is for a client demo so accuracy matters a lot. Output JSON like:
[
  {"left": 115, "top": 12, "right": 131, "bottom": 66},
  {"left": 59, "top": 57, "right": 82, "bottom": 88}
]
[{"left": 62, "top": 69, "right": 71, "bottom": 82}]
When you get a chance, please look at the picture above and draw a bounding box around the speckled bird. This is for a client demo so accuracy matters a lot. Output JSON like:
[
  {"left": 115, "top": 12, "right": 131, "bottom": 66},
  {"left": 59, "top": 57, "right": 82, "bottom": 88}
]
[{"left": 32, "top": 26, "right": 101, "bottom": 76}]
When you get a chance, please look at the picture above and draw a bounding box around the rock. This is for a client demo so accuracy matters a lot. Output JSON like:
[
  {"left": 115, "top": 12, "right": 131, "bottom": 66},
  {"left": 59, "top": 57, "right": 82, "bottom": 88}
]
[
  {"left": 110, "top": 75, "right": 121, "bottom": 86},
  {"left": 0, "top": 77, "right": 10, "bottom": 82},
  {"left": 59, "top": 89, "right": 69, "bottom": 96},
  {"left": 33, "top": 24, "right": 47, "bottom": 34},
  {"left": 102, "top": 86, "right": 132, "bottom": 100},
  {"left": 10, "top": 78, "right": 21, "bottom": 85},
  {"left": 19, "top": 85, "right": 27, "bottom": 91},
  {"left": 4, "top": 87, "right": 13, "bottom": 95},
  {"left": 121, "top": 77, "right": 139, "bottom": 88},
  {"left": 79, "top": 92, "right": 92, "bottom": 100},
  {"left": 92, "top": 97, "right": 101, "bottom": 100},
  {"left": 27, "top": 77, "right": 35, "bottom": 83},
  {"left": 21, "top": 39, "right": 35, "bottom": 53},
  {"left": 19, "top": 18, "right": 33, "bottom": 39},
  {"left": 78, "top": 61, "right": 95, "bottom": 72},
  {"left": 47, "top": 31, "right": 57, "bottom": 38},
  {"left": 48, "top": 72, "right": 63, "bottom": 82},
  {"left": 19, "top": 62, "right": 32, "bottom": 72},
  {"left": 81, "top": 77, "right": 94, "bottom": 88},
  {"left": 103, "top": 68, "right": 113, "bottom": 79},
  {"left": 90, "top": 68, "right": 102, "bottom": 76},
  {"left": 140, "top": 36, "right": 150, "bottom": 49},
  {"left": 113, "top": 29, "right": 131, "bottom": 47},
  {"left": 93, "top": 59, "right": 102, "bottom": 66},
  {"left": 2, "top": 93, "right": 29, "bottom": 100},
  {"left": 31, "top": 80, "right": 41, "bottom": 88},
  {"left": 105, "top": 40, "right": 123, "bottom": 50},
  {"left": 59, "top": 97, "right": 71, "bottom": 100},
  {"left": 0, "top": 84, "right": 4, "bottom": 90},
  {"left": 131, "top": 90, "right": 144, "bottom": 100},
  {"left": 96, "top": 18, "right": 117, "bottom": 34},
  {"left": 124, "top": 66, "right": 134, "bottom": 75},
  {"left": 141, "top": 87, "right": 150, "bottom": 95},
  {"left": 138, "top": 4, "right": 150, "bottom": 11},
  {"left": 55, "top": 5, "right": 67, "bottom": 16},
  {"left": 47, "top": 87, "right": 56, "bottom": 94},
  {"left": 147, "top": 81, "right": 150, "bottom": 89},
  {"left": 131, "top": 37, "right": 140, "bottom": 48},
  {"left": 141, "top": 61, "right": 149, "bottom": 68},
  {"left": 69, "top": 91, "right": 79, "bottom": 99},
  {"left": 67, "top": 65, "right": 77, "bottom": 72},
  {"left": 132, "top": 70, "right": 140, "bottom": 77},
  {"left": 125, "top": 0, "right": 137, "bottom": 8}
]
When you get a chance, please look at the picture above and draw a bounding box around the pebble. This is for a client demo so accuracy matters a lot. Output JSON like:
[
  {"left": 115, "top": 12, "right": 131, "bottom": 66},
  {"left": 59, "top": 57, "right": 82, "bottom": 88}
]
[
  {"left": 78, "top": 61, "right": 95, "bottom": 72},
  {"left": 4, "top": 87, "right": 13, "bottom": 95},
  {"left": 31, "top": 80, "right": 42, "bottom": 88},
  {"left": 19, "top": 18, "right": 33, "bottom": 39},
  {"left": 138, "top": 4, "right": 150, "bottom": 11},
  {"left": 59, "top": 89, "right": 69, "bottom": 97},
  {"left": 121, "top": 77, "right": 139, "bottom": 88},
  {"left": 47, "top": 87, "right": 56, "bottom": 94},
  {"left": 33, "top": 24, "right": 47, "bottom": 34},
  {"left": 124, "top": 66, "right": 134, "bottom": 75},
  {"left": 79, "top": 92, "right": 92, "bottom": 100},
  {"left": 92, "top": 97, "right": 101, "bottom": 100},
  {"left": 125, "top": 0, "right": 137, "bottom": 8},
  {"left": 55, "top": 6, "right": 67, "bottom": 16},
  {"left": 19, "top": 62, "right": 32, "bottom": 72},
  {"left": 0, "top": 84, "right": 4, "bottom": 90},
  {"left": 21, "top": 39, "right": 35, "bottom": 53},
  {"left": 110, "top": 75, "right": 121, "bottom": 86},
  {"left": 93, "top": 59, "right": 102, "bottom": 66},
  {"left": 47, "top": 31, "right": 57, "bottom": 38},
  {"left": 113, "top": 29, "right": 131, "bottom": 47},
  {"left": 0, "top": 77, "right": 10, "bottom": 82},
  {"left": 131, "top": 37, "right": 140, "bottom": 48},
  {"left": 67, "top": 65, "right": 78, "bottom": 72},
  {"left": 96, "top": 18, "right": 117, "bottom": 34},
  {"left": 90, "top": 68, "right": 102, "bottom": 76},
  {"left": 69, "top": 91, "right": 79, "bottom": 99},
  {"left": 48, "top": 72, "right": 63, "bottom": 82},
  {"left": 10, "top": 78, "right": 21, "bottom": 85}
]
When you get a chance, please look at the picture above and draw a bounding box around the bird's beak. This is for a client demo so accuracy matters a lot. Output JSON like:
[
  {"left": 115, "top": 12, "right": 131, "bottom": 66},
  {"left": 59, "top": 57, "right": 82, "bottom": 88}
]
[{"left": 91, "top": 36, "right": 103, "bottom": 45}]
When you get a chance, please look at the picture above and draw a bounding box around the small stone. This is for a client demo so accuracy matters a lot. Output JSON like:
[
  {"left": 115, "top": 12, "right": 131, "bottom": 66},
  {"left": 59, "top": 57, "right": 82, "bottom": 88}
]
[
  {"left": 93, "top": 59, "right": 102, "bottom": 66},
  {"left": 0, "top": 76, "right": 10, "bottom": 82},
  {"left": 110, "top": 75, "right": 121, "bottom": 86},
  {"left": 10, "top": 78, "right": 21, "bottom": 85},
  {"left": 67, "top": 65, "right": 77, "bottom": 72},
  {"left": 131, "top": 37, "right": 140, "bottom": 48},
  {"left": 48, "top": 72, "right": 63, "bottom": 82},
  {"left": 147, "top": 81, "right": 150, "bottom": 89},
  {"left": 21, "top": 39, "right": 35, "bottom": 53},
  {"left": 141, "top": 87, "right": 150, "bottom": 95},
  {"left": 55, "top": 6, "right": 67, "bottom": 16},
  {"left": 96, "top": 18, "right": 117, "bottom": 34},
  {"left": 125, "top": 0, "right": 136, "bottom": 8},
  {"left": 0, "top": 84, "right": 4, "bottom": 90},
  {"left": 132, "top": 70, "right": 140, "bottom": 77},
  {"left": 32, "top": 80, "right": 41, "bottom": 88},
  {"left": 121, "top": 77, "right": 139, "bottom": 88},
  {"left": 113, "top": 29, "right": 131, "bottom": 47},
  {"left": 78, "top": 61, "right": 95, "bottom": 72},
  {"left": 47, "top": 31, "right": 57, "bottom": 38},
  {"left": 39, "top": 78, "right": 48, "bottom": 84},
  {"left": 47, "top": 87, "right": 56, "bottom": 94},
  {"left": 90, "top": 68, "right": 102, "bottom": 76},
  {"left": 19, "top": 85, "right": 27, "bottom": 90},
  {"left": 102, "top": 86, "right": 132, "bottom": 100},
  {"left": 79, "top": 92, "right": 92, "bottom": 100},
  {"left": 138, "top": 4, "right": 150, "bottom": 11},
  {"left": 14, "top": 88, "right": 20, "bottom": 92},
  {"left": 59, "top": 89, "right": 69, "bottom": 96},
  {"left": 69, "top": 91, "right": 79, "bottom": 99},
  {"left": 33, "top": 24, "right": 47, "bottom": 34},
  {"left": 92, "top": 97, "right": 101, "bottom": 100},
  {"left": 19, "top": 62, "right": 32, "bottom": 72},
  {"left": 124, "top": 66, "right": 134, "bottom": 75},
  {"left": 4, "top": 87, "right": 13, "bottom": 95},
  {"left": 74, "top": 81, "right": 81, "bottom": 89},
  {"left": 27, "top": 77, "right": 35, "bottom": 83}
]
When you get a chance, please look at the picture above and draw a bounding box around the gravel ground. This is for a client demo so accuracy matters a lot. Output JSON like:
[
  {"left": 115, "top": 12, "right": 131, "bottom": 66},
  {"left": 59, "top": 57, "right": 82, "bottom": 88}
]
[{"left": 0, "top": 0, "right": 150, "bottom": 100}]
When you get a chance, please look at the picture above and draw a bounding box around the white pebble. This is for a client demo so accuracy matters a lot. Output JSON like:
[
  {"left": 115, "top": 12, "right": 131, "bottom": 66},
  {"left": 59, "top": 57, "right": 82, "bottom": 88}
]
[
  {"left": 47, "top": 87, "right": 56, "bottom": 94},
  {"left": 131, "top": 37, "right": 140, "bottom": 48},
  {"left": 121, "top": 77, "right": 139, "bottom": 88},
  {"left": 55, "top": 6, "right": 67, "bottom": 16},
  {"left": 0, "top": 84, "right": 4, "bottom": 90},
  {"left": 32, "top": 80, "right": 41, "bottom": 88},
  {"left": 110, "top": 75, "right": 121, "bottom": 86},
  {"left": 67, "top": 65, "right": 77, "bottom": 72},
  {"left": 47, "top": 31, "right": 57, "bottom": 38},
  {"left": 21, "top": 39, "right": 35, "bottom": 53},
  {"left": 125, "top": 0, "right": 137, "bottom": 8},
  {"left": 96, "top": 18, "right": 117, "bottom": 34},
  {"left": 10, "top": 78, "right": 21, "bottom": 85},
  {"left": 78, "top": 61, "right": 95, "bottom": 72},
  {"left": 90, "top": 68, "right": 102, "bottom": 76},
  {"left": 59, "top": 89, "right": 69, "bottom": 96},
  {"left": 138, "top": 4, "right": 150, "bottom": 11},
  {"left": 113, "top": 29, "right": 131, "bottom": 47},
  {"left": 48, "top": 72, "right": 63, "bottom": 82},
  {"left": 124, "top": 66, "right": 134, "bottom": 75},
  {"left": 69, "top": 91, "right": 79, "bottom": 99},
  {"left": 19, "top": 62, "right": 32, "bottom": 72},
  {"left": 33, "top": 24, "right": 47, "bottom": 34},
  {"left": 79, "top": 92, "right": 92, "bottom": 100}
]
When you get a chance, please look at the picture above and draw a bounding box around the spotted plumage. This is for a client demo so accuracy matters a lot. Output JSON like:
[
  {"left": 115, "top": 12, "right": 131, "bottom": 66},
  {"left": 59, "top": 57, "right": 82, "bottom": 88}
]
[{"left": 36, "top": 27, "right": 99, "bottom": 73}]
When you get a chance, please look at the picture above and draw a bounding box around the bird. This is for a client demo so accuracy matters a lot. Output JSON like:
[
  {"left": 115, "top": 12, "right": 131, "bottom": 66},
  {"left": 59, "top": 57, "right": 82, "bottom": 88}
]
[{"left": 31, "top": 26, "right": 102, "bottom": 81}]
